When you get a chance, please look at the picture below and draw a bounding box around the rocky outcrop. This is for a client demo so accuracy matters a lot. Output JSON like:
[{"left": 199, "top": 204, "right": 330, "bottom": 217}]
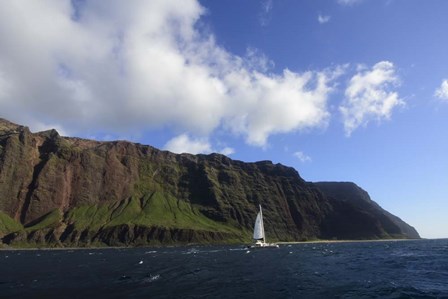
[{"left": 0, "top": 118, "right": 419, "bottom": 247}]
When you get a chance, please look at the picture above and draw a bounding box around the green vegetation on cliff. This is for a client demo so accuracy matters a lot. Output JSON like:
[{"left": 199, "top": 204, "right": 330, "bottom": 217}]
[
  {"left": 0, "top": 211, "right": 23, "bottom": 236},
  {"left": 66, "top": 192, "right": 242, "bottom": 235},
  {"left": 2, "top": 195, "right": 246, "bottom": 247},
  {"left": 25, "top": 209, "right": 63, "bottom": 232}
]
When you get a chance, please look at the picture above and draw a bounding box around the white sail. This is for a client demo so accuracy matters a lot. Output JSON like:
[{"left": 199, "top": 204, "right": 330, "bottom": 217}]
[
  {"left": 248, "top": 205, "right": 279, "bottom": 248},
  {"left": 253, "top": 206, "right": 265, "bottom": 241}
]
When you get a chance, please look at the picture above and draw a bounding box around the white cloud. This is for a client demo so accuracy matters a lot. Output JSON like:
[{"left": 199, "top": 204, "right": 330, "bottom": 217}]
[
  {"left": 164, "top": 134, "right": 211, "bottom": 154},
  {"left": 318, "top": 14, "right": 331, "bottom": 24},
  {"left": 244, "top": 47, "right": 274, "bottom": 73},
  {"left": 293, "top": 151, "right": 312, "bottom": 163},
  {"left": 219, "top": 147, "right": 235, "bottom": 156},
  {"left": 163, "top": 134, "right": 235, "bottom": 155},
  {"left": 0, "top": 0, "right": 340, "bottom": 148},
  {"left": 340, "top": 61, "right": 404, "bottom": 136},
  {"left": 224, "top": 68, "right": 342, "bottom": 146},
  {"left": 337, "top": 0, "right": 363, "bottom": 6},
  {"left": 435, "top": 79, "right": 448, "bottom": 101},
  {"left": 259, "top": 0, "right": 273, "bottom": 26}
]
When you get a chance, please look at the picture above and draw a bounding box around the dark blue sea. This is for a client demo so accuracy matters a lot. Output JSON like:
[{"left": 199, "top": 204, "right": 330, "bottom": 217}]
[{"left": 1, "top": 239, "right": 447, "bottom": 298}]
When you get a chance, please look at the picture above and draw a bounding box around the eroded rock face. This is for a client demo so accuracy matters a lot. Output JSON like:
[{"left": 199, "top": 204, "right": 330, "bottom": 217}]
[
  {"left": 315, "top": 182, "right": 419, "bottom": 239},
  {"left": 0, "top": 118, "right": 419, "bottom": 247}
]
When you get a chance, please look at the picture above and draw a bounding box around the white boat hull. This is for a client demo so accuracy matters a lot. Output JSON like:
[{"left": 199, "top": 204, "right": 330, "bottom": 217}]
[
  {"left": 247, "top": 241, "right": 279, "bottom": 249},
  {"left": 248, "top": 242, "right": 279, "bottom": 249}
]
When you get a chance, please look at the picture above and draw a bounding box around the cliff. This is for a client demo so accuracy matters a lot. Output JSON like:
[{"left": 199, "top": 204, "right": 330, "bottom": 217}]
[
  {"left": 0, "top": 118, "right": 419, "bottom": 247},
  {"left": 314, "top": 182, "right": 419, "bottom": 240}
]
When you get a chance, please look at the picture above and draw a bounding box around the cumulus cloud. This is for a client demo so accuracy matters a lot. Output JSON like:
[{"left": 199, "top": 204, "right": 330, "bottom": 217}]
[
  {"left": 339, "top": 61, "right": 404, "bottom": 136},
  {"left": 163, "top": 134, "right": 235, "bottom": 155},
  {"left": 0, "top": 0, "right": 340, "bottom": 149},
  {"left": 434, "top": 79, "right": 448, "bottom": 101},
  {"left": 318, "top": 14, "right": 331, "bottom": 24},
  {"left": 164, "top": 134, "right": 211, "bottom": 155},
  {"left": 224, "top": 67, "right": 342, "bottom": 146},
  {"left": 219, "top": 147, "right": 235, "bottom": 156},
  {"left": 244, "top": 47, "right": 275, "bottom": 73},
  {"left": 293, "top": 151, "right": 312, "bottom": 163}
]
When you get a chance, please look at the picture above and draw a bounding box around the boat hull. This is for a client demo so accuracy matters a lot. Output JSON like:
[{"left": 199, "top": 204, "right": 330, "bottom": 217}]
[{"left": 248, "top": 243, "right": 279, "bottom": 249}]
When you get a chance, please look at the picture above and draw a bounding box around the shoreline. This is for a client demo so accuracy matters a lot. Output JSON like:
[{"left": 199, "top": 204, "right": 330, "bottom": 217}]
[
  {"left": 276, "top": 238, "right": 425, "bottom": 245},
  {"left": 0, "top": 238, "right": 431, "bottom": 251}
]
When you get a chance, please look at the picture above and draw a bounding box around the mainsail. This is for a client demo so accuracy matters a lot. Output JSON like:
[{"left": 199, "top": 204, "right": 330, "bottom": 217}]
[{"left": 253, "top": 205, "right": 265, "bottom": 242}]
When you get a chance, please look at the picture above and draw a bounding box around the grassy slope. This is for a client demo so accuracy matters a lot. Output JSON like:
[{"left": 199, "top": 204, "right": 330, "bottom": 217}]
[
  {"left": 66, "top": 191, "right": 243, "bottom": 235},
  {"left": 24, "top": 209, "right": 63, "bottom": 232},
  {"left": 0, "top": 211, "right": 23, "bottom": 235},
  {"left": 1, "top": 192, "right": 246, "bottom": 246}
]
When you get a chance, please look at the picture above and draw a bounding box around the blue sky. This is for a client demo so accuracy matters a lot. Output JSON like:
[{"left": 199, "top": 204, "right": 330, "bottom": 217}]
[{"left": 0, "top": 0, "right": 447, "bottom": 238}]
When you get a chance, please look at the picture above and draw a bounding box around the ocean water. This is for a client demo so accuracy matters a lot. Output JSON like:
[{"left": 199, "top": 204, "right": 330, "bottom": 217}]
[{"left": 1, "top": 239, "right": 447, "bottom": 298}]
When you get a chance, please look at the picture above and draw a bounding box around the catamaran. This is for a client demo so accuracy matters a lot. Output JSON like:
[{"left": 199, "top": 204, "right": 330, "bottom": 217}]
[{"left": 248, "top": 205, "right": 279, "bottom": 249}]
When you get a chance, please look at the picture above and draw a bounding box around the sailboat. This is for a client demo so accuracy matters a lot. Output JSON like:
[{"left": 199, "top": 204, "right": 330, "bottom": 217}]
[{"left": 248, "top": 205, "right": 279, "bottom": 249}]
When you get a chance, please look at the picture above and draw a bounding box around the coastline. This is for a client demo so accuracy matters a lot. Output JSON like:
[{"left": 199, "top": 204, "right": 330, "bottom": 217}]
[
  {"left": 276, "top": 238, "right": 424, "bottom": 245},
  {"left": 0, "top": 238, "right": 426, "bottom": 251}
]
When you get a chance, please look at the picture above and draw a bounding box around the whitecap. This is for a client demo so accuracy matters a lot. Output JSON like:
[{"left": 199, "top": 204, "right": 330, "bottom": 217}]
[
  {"left": 183, "top": 248, "right": 200, "bottom": 255},
  {"left": 229, "top": 247, "right": 246, "bottom": 251},
  {"left": 142, "top": 274, "right": 160, "bottom": 284}
]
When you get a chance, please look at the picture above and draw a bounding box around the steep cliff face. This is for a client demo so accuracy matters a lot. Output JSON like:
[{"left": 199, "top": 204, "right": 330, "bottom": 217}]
[
  {"left": 0, "top": 119, "right": 419, "bottom": 247},
  {"left": 314, "top": 182, "right": 420, "bottom": 239}
]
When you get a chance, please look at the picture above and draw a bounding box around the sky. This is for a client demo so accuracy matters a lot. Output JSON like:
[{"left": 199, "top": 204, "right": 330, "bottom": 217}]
[{"left": 0, "top": 0, "right": 447, "bottom": 238}]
